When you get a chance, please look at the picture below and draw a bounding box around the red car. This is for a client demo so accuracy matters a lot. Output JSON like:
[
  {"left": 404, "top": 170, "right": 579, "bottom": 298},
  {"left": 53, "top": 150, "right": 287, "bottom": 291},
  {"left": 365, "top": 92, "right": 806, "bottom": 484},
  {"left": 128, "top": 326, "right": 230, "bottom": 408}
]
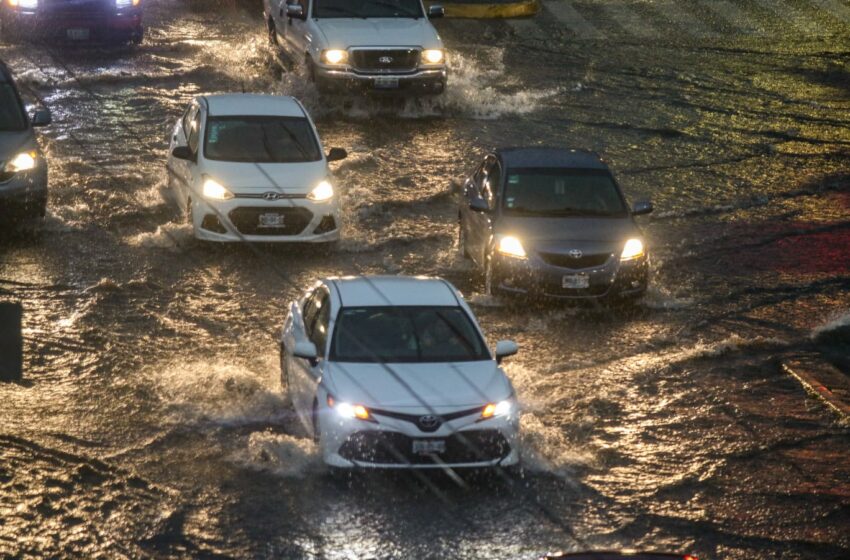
[{"left": 1, "top": 0, "right": 144, "bottom": 44}]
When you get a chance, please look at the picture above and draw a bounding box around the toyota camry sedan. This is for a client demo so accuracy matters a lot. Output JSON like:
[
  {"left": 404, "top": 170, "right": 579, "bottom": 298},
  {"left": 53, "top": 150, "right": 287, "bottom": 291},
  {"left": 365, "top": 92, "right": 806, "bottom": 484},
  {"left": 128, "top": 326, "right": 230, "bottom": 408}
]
[
  {"left": 166, "top": 94, "right": 346, "bottom": 243},
  {"left": 279, "top": 275, "right": 521, "bottom": 470},
  {"left": 458, "top": 148, "right": 653, "bottom": 301}
]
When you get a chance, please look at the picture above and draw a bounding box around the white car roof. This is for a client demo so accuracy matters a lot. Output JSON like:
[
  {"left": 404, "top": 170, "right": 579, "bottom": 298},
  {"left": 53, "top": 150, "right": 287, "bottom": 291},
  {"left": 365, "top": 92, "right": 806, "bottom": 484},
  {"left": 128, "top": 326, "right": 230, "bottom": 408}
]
[
  {"left": 202, "top": 94, "right": 307, "bottom": 118},
  {"left": 329, "top": 276, "right": 462, "bottom": 308}
]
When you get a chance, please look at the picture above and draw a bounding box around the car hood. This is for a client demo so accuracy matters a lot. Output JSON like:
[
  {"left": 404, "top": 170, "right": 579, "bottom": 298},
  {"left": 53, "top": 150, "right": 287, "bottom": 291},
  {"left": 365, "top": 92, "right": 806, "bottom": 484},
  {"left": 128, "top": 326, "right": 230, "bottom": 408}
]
[
  {"left": 0, "top": 130, "right": 36, "bottom": 162},
  {"left": 324, "top": 360, "right": 512, "bottom": 410},
  {"left": 314, "top": 18, "right": 442, "bottom": 49},
  {"left": 496, "top": 215, "right": 642, "bottom": 255},
  {"left": 200, "top": 159, "right": 328, "bottom": 194}
]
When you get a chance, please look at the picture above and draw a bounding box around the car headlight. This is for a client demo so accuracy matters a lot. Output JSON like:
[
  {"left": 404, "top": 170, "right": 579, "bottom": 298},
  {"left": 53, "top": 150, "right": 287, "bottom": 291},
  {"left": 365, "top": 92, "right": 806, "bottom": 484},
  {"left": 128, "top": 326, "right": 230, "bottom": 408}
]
[
  {"left": 115, "top": 0, "right": 140, "bottom": 7},
  {"left": 9, "top": 0, "right": 39, "bottom": 9},
  {"left": 3, "top": 151, "right": 37, "bottom": 173},
  {"left": 481, "top": 400, "right": 512, "bottom": 419},
  {"left": 621, "top": 238, "right": 645, "bottom": 261},
  {"left": 202, "top": 177, "right": 233, "bottom": 200},
  {"left": 321, "top": 49, "right": 348, "bottom": 65},
  {"left": 421, "top": 49, "right": 444, "bottom": 65},
  {"left": 307, "top": 180, "right": 334, "bottom": 202},
  {"left": 497, "top": 235, "right": 526, "bottom": 259},
  {"left": 328, "top": 395, "right": 371, "bottom": 421}
]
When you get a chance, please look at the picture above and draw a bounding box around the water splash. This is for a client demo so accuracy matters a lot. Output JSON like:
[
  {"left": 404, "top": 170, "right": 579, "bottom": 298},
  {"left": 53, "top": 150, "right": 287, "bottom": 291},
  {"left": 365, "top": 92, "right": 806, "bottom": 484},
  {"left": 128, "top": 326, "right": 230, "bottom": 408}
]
[{"left": 237, "top": 431, "right": 321, "bottom": 478}]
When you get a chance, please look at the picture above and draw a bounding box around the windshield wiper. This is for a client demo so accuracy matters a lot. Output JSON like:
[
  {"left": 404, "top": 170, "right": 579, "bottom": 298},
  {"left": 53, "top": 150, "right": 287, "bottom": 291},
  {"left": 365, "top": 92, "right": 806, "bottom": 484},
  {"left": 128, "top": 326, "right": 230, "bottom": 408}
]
[
  {"left": 369, "top": 1, "right": 420, "bottom": 17},
  {"left": 318, "top": 6, "right": 366, "bottom": 18}
]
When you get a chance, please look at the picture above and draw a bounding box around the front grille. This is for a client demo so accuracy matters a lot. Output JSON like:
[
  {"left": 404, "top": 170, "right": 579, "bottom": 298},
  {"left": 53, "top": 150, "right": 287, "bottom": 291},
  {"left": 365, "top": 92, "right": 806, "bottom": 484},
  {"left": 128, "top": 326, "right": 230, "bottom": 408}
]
[
  {"left": 539, "top": 251, "right": 612, "bottom": 270},
  {"left": 338, "top": 430, "right": 511, "bottom": 465},
  {"left": 228, "top": 207, "right": 312, "bottom": 236},
  {"left": 350, "top": 49, "right": 419, "bottom": 73},
  {"left": 44, "top": 0, "right": 112, "bottom": 13}
]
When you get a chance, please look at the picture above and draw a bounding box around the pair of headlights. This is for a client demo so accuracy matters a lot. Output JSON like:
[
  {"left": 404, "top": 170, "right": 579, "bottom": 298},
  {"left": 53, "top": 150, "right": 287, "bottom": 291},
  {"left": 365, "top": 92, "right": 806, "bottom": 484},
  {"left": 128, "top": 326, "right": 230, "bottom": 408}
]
[
  {"left": 8, "top": 0, "right": 139, "bottom": 7},
  {"left": 201, "top": 177, "right": 334, "bottom": 202},
  {"left": 3, "top": 151, "right": 37, "bottom": 174},
  {"left": 496, "top": 235, "right": 645, "bottom": 261},
  {"left": 328, "top": 394, "right": 514, "bottom": 422},
  {"left": 320, "top": 49, "right": 445, "bottom": 66}
]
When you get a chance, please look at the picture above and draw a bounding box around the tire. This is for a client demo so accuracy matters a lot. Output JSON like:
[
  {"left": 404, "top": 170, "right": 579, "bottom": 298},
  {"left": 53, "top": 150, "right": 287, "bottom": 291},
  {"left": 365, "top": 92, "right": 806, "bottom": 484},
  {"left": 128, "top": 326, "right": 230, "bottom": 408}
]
[
  {"left": 31, "top": 196, "right": 47, "bottom": 219},
  {"left": 131, "top": 25, "right": 144, "bottom": 45}
]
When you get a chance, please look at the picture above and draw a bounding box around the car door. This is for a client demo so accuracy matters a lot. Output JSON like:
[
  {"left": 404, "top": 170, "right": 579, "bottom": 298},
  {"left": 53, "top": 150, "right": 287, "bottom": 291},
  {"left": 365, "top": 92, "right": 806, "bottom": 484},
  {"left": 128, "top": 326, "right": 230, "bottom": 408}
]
[
  {"left": 167, "top": 103, "right": 193, "bottom": 207},
  {"left": 466, "top": 157, "right": 499, "bottom": 267},
  {"left": 289, "top": 287, "right": 328, "bottom": 432},
  {"left": 283, "top": 0, "right": 309, "bottom": 54},
  {"left": 181, "top": 105, "right": 204, "bottom": 212}
]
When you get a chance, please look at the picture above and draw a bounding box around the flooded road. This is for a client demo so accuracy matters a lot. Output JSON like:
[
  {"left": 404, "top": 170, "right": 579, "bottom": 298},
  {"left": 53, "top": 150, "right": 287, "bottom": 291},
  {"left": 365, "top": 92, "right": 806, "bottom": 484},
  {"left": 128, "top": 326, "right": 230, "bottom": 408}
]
[{"left": 1, "top": 0, "right": 850, "bottom": 557}]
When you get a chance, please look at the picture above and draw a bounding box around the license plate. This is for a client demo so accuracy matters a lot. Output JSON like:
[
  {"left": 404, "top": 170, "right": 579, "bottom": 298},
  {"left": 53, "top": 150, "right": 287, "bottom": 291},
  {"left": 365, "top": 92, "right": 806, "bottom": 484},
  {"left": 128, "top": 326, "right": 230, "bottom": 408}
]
[
  {"left": 66, "top": 28, "right": 90, "bottom": 40},
  {"left": 562, "top": 274, "right": 590, "bottom": 289},
  {"left": 412, "top": 439, "right": 445, "bottom": 455},
  {"left": 258, "top": 213, "right": 285, "bottom": 228},
  {"left": 374, "top": 77, "right": 399, "bottom": 89}
]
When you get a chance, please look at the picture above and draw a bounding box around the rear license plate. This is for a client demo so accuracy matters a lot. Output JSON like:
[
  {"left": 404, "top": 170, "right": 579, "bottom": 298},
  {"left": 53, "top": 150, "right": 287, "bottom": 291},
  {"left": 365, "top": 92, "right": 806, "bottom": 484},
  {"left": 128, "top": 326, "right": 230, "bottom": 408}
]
[
  {"left": 412, "top": 439, "right": 446, "bottom": 455},
  {"left": 374, "top": 77, "right": 399, "bottom": 89},
  {"left": 258, "top": 213, "right": 285, "bottom": 228},
  {"left": 66, "top": 28, "right": 90, "bottom": 40},
  {"left": 562, "top": 274, "right": 590, "bottom": 289}
]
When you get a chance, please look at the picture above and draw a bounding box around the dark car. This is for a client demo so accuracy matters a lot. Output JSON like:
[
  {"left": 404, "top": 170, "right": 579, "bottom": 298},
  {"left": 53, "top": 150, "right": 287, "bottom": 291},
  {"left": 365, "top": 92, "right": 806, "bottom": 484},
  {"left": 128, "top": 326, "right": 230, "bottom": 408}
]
[
  {"left": 0, "top": 0, "right": 144, "bottom": 44},
  {"left": 541, "top": 552, "right": 698, "bottom": 560},
  {"left": 458, "top": 148, "right": 653, "bottom": 301},
  {"left": 0, "top": 59, "right": 51, "bottom": 221}
]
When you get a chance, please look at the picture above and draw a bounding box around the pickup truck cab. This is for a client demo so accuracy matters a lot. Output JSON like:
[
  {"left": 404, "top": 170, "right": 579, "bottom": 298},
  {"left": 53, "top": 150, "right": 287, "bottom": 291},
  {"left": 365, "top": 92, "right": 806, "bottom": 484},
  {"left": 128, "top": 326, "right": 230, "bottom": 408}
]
[
  {"left": 264, "top": 0, "right": 447, "bottom": 95},
  {"left": 1, "top": 0, "right": 144, "bottom": 44}
]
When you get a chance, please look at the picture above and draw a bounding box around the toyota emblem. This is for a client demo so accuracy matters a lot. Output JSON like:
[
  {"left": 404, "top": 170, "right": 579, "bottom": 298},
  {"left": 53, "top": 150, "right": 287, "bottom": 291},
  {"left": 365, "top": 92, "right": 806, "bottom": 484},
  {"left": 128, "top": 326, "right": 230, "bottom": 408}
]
[
  {"left": 418, "top": 415, "right": 441, "bottom": 430},
  {"left": 378, "top": 56, "right": 394, "bottom": 64},
  {"left": 569, "top": 249, "right": 583, "bottom": 259},
  {"left": 262, "top": 192, "right": 281, "bottom": 201}
]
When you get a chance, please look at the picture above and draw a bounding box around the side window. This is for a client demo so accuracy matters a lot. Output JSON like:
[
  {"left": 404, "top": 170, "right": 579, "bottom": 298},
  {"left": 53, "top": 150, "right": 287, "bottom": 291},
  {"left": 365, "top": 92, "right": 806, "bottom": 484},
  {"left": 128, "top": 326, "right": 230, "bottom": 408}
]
[
  {"left": 187, "top": 109, "right": 201, "bottom": 154},
  {"left": 472, "top": 162, "right": 485, "bottom": 192},
  {"left": 310, "top": 292, "right": 330, "bottom": 353},
  {"left": 302, "top": 291, "right": 319, "bottom": 336},
  {"left": 485, "top": 162, "right": 501, "bottom": 206},
  {"left": 180, "top": 105, "right": 193, "bottom": 136}
]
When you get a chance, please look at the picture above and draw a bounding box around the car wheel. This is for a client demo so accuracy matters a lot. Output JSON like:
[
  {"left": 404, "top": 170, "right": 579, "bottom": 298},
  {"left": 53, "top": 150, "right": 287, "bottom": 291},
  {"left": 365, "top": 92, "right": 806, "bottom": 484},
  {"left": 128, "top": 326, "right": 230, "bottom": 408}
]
[
  {"left": 32, "top": 196, "right": 47, "bottom": 219},
  {"left": 131, "top": 26, "right": 144, "bottom": 45},
  {"left": 458, "top": 221, "right": 470, "bottom": 260}
]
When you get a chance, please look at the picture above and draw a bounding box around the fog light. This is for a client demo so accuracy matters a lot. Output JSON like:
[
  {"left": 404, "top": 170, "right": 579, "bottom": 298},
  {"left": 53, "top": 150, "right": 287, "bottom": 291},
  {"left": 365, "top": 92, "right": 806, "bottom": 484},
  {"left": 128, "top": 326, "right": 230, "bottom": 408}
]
[{"left": 313, "top": 215, "right": 336, "bottom": 234}]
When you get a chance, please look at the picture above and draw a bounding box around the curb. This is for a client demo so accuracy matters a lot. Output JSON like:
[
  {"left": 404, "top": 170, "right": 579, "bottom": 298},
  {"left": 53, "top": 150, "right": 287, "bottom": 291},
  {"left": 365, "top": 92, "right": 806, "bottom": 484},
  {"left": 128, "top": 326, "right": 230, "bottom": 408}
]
[
  {"left": 426, "top": 0, "right": 540, "bottom": 19},
  {"left": 782, "top": 357, "right": 850, "bottom": 419}
]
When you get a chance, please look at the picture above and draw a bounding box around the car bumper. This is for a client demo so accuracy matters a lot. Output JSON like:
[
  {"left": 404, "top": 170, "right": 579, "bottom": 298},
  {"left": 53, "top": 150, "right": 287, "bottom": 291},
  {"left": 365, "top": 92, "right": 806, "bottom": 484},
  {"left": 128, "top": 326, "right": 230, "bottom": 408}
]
[
  {"left": 191, "top": 196, "right": 341, "bottom": 243},
  {"left": 1, "top": 7, "right": 142, "bottom": 41},
  {"left": 492, "top": 253, "right": 649, "bottom": 300},
  {"left": 314, "top": 66, "right": 447, "bottom": 95},
  {"left": 319, "top": 405, "right": 520, "bottom": 469},
  {"left": 0, "top": 168, "right": 48, "bottom": 215}
]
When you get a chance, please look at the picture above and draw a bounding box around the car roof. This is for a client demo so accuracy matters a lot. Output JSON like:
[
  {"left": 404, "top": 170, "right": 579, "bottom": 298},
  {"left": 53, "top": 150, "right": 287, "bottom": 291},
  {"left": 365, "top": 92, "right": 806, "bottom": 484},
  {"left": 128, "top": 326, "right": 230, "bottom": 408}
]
[
  {"left": 495, "top": 147, "right": 608, "bottom": 170},
  {"left": 201, "top": 94, "right": 307, "bottom": 118},
  {"left": 328, "top": 276, "right": 462, "bottom": 308}
]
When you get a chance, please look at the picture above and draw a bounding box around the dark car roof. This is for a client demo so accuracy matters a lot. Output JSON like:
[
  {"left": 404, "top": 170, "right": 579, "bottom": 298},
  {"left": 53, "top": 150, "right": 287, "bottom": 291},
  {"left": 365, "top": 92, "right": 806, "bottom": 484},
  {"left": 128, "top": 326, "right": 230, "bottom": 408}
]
[{"left": 495, "top": 148, "right": 608, "bottom": 170}]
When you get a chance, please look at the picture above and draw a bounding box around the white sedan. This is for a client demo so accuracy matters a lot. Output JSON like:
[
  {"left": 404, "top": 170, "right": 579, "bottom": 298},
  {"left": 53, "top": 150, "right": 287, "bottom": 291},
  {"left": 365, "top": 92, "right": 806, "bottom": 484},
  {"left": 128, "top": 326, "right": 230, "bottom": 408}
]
[
  {"left": 166, "top": 93, "right": 347, "bottom": 242},
  {"left": 280, "top": 275, "right": 521, "bottom": 470}
]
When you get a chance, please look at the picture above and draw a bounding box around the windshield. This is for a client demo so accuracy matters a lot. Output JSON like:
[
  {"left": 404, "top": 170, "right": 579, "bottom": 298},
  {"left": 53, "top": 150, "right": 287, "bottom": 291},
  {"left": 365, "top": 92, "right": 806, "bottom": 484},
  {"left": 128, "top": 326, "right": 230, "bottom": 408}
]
[
  {"left": 502, "top": 168, "right": 628, "bottom": 217},
  {"left": 0, "top": 83, "right": 27, "bottom": 132},
  {"left": 203, "top": 116, "right": 321, "bottom": 163},
  {"left": 314, "top": 0, "right": 424, "bottom": 19},
  {"left": 330, "top": 306, "right": 490, "bottom": 363}
]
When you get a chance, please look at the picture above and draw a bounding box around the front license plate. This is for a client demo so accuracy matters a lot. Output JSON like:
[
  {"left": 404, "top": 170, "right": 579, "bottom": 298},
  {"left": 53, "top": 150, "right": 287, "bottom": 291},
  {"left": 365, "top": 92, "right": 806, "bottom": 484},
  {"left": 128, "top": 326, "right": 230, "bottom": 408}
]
[
  {"left": 66, "top": 28, "right": 90, "bottom": 40},
  {"left": 258, "top": 213, "right": 285, "bottom": 228},
  {"left": 374, "top": 77, "right": 399, "bottom": 89},
  {"left": 562, "top": 274, "right": 590, "bottom": 289},
  {"left": 412, "top": 439, "right": 446, "bottom": 455}
]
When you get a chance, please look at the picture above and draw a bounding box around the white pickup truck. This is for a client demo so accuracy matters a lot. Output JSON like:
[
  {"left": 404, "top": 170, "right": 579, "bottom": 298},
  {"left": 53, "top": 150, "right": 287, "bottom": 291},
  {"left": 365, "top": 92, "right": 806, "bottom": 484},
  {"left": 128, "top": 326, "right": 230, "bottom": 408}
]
[{"left": 263, "top": 0, "right": 448, "bottom": 95}]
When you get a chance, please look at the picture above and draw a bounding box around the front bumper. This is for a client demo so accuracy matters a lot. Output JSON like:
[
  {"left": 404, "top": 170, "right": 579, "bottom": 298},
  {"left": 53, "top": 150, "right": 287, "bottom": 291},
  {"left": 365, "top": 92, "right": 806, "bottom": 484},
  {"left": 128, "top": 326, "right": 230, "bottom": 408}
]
[
  {"left": 191, "top": 196, "right": 340, "bottom": 243},
  {"left": 0, "top": 167, "right": 48, "bottom": 215},
  {"left": 315, "top": 66, "right": 447, "bottom": 95},
  {"left": 1, "top": 6, "right": 142, "bottom": 41},
  {"left": 492, "top": 252, "right": 649, "bottom": 300},
  {"left": 319, "top": 405, "right": 520, "bottom": 469}
]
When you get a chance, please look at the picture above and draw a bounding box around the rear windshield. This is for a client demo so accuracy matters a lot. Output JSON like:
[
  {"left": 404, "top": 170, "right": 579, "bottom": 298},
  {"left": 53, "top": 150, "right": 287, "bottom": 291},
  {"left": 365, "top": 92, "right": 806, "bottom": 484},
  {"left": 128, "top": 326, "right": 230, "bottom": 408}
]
[
  {"left": 203, "top": 116, "right": 321, "bottom": 163},
  {"left": 0, "top": 82, "right": 27, "bottom": 132},
  {"left": 330, "top": 306, "right": 490, "bottom": 363},
  {"left": 502, "top": 168, "right": 628, "bottom": 218},
  {"left": 314, "top": 0, "right": 424, "bottom": 18}
]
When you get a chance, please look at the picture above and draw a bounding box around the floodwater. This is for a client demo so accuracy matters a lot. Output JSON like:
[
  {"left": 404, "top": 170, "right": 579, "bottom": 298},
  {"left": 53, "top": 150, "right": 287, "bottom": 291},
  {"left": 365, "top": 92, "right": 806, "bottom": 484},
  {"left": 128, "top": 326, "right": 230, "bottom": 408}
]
[{"left": 1, "top": 0, "right": 849, "bottom": 558}]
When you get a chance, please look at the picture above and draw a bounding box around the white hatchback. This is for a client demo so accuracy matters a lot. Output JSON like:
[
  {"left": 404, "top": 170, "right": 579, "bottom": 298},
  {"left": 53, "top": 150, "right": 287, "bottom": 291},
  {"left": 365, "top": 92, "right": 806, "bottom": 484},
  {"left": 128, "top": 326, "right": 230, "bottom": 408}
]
[
  {"left": 166, "top": 94, "right": 347, "bottom": 242},
  {"left": 280, "top": 275, "right": 521, "bottom": 470}
]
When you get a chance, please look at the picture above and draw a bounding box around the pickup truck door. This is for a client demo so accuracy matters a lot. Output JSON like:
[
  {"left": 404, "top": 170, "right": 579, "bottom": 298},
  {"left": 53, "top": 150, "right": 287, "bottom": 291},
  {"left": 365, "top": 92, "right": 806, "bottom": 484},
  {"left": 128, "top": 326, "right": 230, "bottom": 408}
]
[{"left": 283, "top": 0, "right": 310, "bottom": 55}]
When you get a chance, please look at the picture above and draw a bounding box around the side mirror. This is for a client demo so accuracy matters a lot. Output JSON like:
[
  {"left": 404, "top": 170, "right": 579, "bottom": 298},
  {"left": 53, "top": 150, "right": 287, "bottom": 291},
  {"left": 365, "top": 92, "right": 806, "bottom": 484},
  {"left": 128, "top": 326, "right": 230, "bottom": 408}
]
[
  {"left": 171, "top": 145, "right": 194, "bottom": 161},
  {"left": 293, "top": 340, "right": 319, "bottom": 366},
  {"left": 428, "top": 5, "right": 445, "bottom": 18},
  {"left": 632, "top": 200, "right": 654, "bottom": 216},
  {"left": 494, "top": 340, "right": 518, "bottom": 364},
  {"left": 31, "top": 107, "right": 51, "bottom": 128},
  {"left": 469, "top": 197, "right": 490, "bottom": 213},
  {"left": 286, "top": 3, "right": 305, "bottom": 19},
  {"left": 327, "top": 147, "right": 348, "bottom": 162}
]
